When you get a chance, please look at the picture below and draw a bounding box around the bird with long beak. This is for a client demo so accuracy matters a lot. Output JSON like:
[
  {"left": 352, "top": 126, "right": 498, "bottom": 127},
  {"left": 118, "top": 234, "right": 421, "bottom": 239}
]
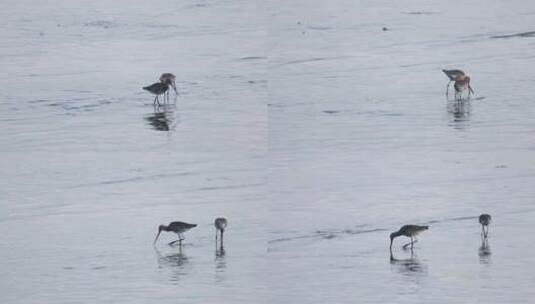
[
  {"left": 453, "top": 76, "right": 474, "bottom": 100},
  {"left": 214, "top": 217, "right": 228, "bottom": 246},
  {"left": 153, "top": 221, "right": 197, "bottom": 246},
  {"left": 442, "top": 69, "right": 474, "bottom": 99},
  {"left": 159, "top": 73, "right": 178, "bottom": 97},
  {"left": 389, "top": 225, "right": 429, "bottom": 251}
]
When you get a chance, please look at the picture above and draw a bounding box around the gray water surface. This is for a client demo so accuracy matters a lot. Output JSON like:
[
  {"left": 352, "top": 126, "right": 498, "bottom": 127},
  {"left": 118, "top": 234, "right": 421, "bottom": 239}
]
[{"left": 2, "top": 0, "right": 535, "bottom": 303}]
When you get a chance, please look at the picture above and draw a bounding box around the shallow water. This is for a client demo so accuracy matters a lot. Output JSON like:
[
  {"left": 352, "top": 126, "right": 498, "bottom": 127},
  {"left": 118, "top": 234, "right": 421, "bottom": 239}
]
[{"left": 2, "top": 0, "right": 535, "bottom": 303}]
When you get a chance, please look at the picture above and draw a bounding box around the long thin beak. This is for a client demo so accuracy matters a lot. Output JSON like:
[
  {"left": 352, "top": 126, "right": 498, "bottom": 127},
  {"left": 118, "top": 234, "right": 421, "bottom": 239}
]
[{"left": 153, "top": 230, "right": 162, "bottom": 245}]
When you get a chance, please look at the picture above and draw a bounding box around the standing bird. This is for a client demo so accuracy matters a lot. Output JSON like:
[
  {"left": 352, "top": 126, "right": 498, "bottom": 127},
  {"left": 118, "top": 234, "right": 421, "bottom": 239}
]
[
  {"left": 442, "top": 69, "right": 474, "bottom": 99},
  {"left": 143, "top": 81, "right": 169, "bottom": 104},
  {"left": 479, "top": 214, "right": 492, "bottom": 238},
  {"left": 214, "top": 217, "right": 228, "bottom": 247},
  {"left": 153, "top": 221, "right": 197, "bottom": 246},
  {"left": 390, "top": 225, "right": 429, "bottom": 251},
  {"left": 160, "top": 73, "right": 178, "bottom": 98}
]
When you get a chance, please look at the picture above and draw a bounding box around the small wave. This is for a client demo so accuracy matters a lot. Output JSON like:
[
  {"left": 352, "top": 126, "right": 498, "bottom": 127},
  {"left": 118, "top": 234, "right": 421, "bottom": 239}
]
[
  {"left": 83, "top": 20, "right": 119, "bottom": 29},
  {"left": 424, "top": 215, "right": 478, "bottom": 225},
  {"left": 491, "top": 31, "right": 535, "bottom": 39},
  {"left": 269, "top": 227, "right": 387, "bottom": 244},
  {"left": 197, "top": 183, "right": 264, "bottom": 191},
  {"left": 69, "top": 172, "right": 192, "bottom": 188},
  {"left": 404, "top": 11, "right": 437, "bottom": 15},
  {"left": 240, "top": 56, "right": 267, "bottom": 60},
  {"left": 307, "top": 25, "right": 332, "bottom": 31}
]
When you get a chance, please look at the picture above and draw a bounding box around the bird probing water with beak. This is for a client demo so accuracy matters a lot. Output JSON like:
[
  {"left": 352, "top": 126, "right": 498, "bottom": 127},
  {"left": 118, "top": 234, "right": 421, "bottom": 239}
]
[
  {"left": 153, "top": 221, "right": 197, "bottom": 246},
  {"left": 214, "top": 217, "right": 228, "bottom": 247},
  {"left": 390, "top": 225, "right": 429, "bottom": 251},
  {"left": 479, "top": 214, "right": 491, "bottom": 238},
  {"left": 442, "top": 69, "right": 474, "bottom": 100},
  {"left": 159, "top": 73, "right": 178, "bottom": 97}
]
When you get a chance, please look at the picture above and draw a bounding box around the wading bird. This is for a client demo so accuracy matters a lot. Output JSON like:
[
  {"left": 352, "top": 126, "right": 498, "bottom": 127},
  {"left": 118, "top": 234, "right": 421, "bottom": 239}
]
[
  {"left": 442, "top": 69, "right": 474, "bottom": 99},
  {"left": 390, "top": 225, "right": 429, "bottom": 251},
  {"left": 479, "top": 214, "right": 491, "bottom": 238},
  {"left": 143, "top": 81, "right": 170, "bottom": 104},
  {"left": 153, "top": 221, "right": 197, "bottom": 246},
  {"left": 160, "top": 73, "right": 178, "bottom": 98},
  {"left": 214, "top": 217, "right": 228, "bottom": 246}
]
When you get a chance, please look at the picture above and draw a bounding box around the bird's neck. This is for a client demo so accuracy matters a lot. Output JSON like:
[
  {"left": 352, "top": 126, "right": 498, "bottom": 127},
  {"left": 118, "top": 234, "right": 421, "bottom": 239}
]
[{"left": 391, "top": 231, "right": 403, "bottom": 238}]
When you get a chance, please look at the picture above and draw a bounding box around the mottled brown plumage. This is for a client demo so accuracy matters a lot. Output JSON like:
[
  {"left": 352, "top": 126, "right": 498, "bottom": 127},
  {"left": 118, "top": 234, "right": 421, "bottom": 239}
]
[{"left": 443, "top": 69, "right": 474, "bottom": 99}]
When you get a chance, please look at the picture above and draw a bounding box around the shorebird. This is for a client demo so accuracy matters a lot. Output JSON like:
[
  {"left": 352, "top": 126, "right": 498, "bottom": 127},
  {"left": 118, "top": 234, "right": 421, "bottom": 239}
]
[
  {"left": 214, "top": 217, "right": 228, "bottom": 246},
  {"left": 153, "top": 221, "right": 197, "bottom": 246},
  {"left": 442, "top": 69, "right": 474, "bottom": 99},
  {"left": 160, "top": 73, "right": 178, "bottom": 98},
  {"left": 143, "top": 81, "right": 170, "bottom": 104},
  {"left": 479, "top": 214, "right": 491, "bottom": 238},
  {"left": 390, "top": 225, "right": 429, "bottom": 251}
]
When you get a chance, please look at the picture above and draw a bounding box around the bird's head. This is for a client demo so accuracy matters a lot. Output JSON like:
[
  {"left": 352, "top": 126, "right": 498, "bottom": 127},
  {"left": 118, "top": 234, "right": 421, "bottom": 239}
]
[{"left": 153, "top": 225, "right": 165, "bottom": 245}]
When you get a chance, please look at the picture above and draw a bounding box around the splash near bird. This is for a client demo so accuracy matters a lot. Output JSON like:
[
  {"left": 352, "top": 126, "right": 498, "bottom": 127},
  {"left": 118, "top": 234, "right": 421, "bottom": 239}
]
[
  {"left": 214, "top": 217, "right": 228, "bottom": 246},
  {"left": 479, "top": 214, "right": 491, "bottom": 238},
  {"left": 390, "top": 225, "right": 429, "bottom": 251},
  {"left": 442, "top": 69, "right": 474, "bottom": 100},
  {"left": 153, "top": 221, "right": 197, "bottom": 246}
]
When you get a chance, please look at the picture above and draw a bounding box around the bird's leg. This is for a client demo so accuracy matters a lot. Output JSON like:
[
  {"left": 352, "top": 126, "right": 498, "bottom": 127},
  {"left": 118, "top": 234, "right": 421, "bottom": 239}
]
[
  {"left": 215, "top": 229, "right": 218, "bottom": 244},
  {"left": 154, "top": 95, "right": 158, "bottom": 104},
  {"left": 403, "top": 237, "right": 416, "bottom": 250},
  {"left": 221, "top": 230, "right": 224, "bottom": 247},
  {"left": 446, "top": 81, "right": 451, "bottom": 96},
  {"left": 402, "top": 239, "right": 417, "bottom": 250},
  {"left": 168, "top": 240, "right": 179, "bottom": 246}
]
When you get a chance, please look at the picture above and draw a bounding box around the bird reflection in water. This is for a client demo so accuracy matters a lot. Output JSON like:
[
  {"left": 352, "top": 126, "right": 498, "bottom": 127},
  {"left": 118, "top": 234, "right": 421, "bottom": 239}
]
[
  {"left": 214, "top": 244, "right": 227, "bottom": 282},
  {"left": 390, "top": 251, "right": 426, "bottom": 275},
  {"left": 447, "top": 99, "right": 471, "bottom": 129},
  {"left": 479, "top": 235, "right": 492, "bottom": 264},
  {"left": 145, "top": 102, "right": 178, "bottom": 132},
  {"left": 216, "top": 244, "right": 226, "bottom": 258},
  {"left": 154, "top": 247, "right": 190, "bottom": 283}
]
